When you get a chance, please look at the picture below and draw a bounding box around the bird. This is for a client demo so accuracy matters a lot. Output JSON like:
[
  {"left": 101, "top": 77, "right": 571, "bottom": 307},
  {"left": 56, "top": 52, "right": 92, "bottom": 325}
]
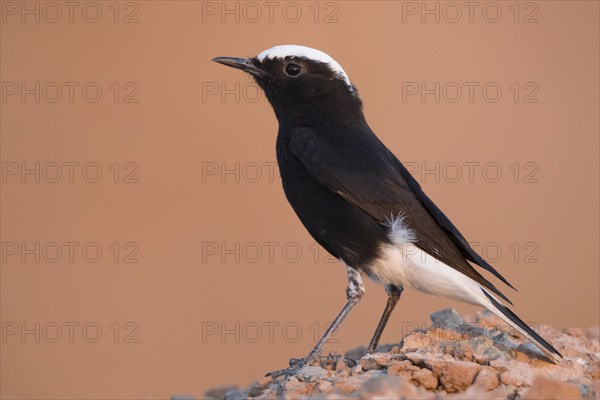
[{"left": 212, "top": 45, "right": 562, "bottom": 377}]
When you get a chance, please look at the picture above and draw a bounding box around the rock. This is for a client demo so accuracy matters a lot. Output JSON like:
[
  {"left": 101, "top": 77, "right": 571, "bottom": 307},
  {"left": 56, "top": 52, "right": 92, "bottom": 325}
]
[
  {"left": 335, "top": 359, "right": 350, "bottom": 378},
  {"left": 455, "top": 384, "right": 515, "bottom": 400},
  {"left": 246, "top": 377, "right": 273, "bottom": 398},
  {"left": 316, "top": 380, "right": 333, "bottom": 394},
  {"left": 333, "top": 376, "right": 362, "bottom": 394},
  {"left": 223, "top": 391, "right": 246, "bottom": 400},
  {"left": 441, "top": 340, "right": 474, "bottom": 361},
  {"left": 412, "top": 367, "right": 438, "bottom": 390},
  {"left": 425, "top": 359, "right": 480, "bottom": 392},
  {"left": 387, "top": 361, "right": 414, "bottom": 381},
  {"left": 564, "top": 327, "right": 585, "bottom": 337},
  {"left": 493, "top": 360, "right": 535, "bottom": 387},
  {"left": 205, "top": 309, "right": 599, "bottom": 399},
  {"left": 296, "top": 366, "right": 328, "bottom": 382},
  {"left": 387, "top": 360, "right": 416, "bottom": 375},
  {"left": 359, "top": 356, "right": 383, "bottom": 371},
  {"left": 431, "top": 308, "right": 464, "bottom": 329},
  {"left": 361, "top": 375, "right": 418, "bottom": 398},
  {"left": 470, "top": 336, "right": 501, "bottom": 363},
  {"left": 284, "top": 380, "right": 312, "bottom": 399},
  {"left": 204, "top": 385, "right": 238, "bottom": 400},
  {"left": 523, "top": 376, "right": 583, "bottom": 399},
  {"left": 473, "top": 368, "right": 499, "bottom": 390},
  {"left": 588, "top": 363, "right": 600, "bottom": 380},
  {"left": 400, "top": 332, "right": 435, "bottom": 353}
]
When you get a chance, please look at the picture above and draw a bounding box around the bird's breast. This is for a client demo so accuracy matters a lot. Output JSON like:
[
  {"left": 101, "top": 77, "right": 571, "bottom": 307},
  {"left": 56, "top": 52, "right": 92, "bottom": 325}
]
[{"left": 275, "top": 137, "right": 390, "bottom": 270}]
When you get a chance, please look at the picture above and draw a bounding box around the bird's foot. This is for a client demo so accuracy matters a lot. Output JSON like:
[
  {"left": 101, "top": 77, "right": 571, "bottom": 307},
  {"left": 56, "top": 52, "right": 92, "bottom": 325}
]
[
  {"left": 266, "top": 353, "right": 357, "bottom": 379},
  {"left": 265, "top": 356, "right": 314, "bottom": 379},
  {"left": 318, "top": 353, "right": 357, "bottom": 368}
]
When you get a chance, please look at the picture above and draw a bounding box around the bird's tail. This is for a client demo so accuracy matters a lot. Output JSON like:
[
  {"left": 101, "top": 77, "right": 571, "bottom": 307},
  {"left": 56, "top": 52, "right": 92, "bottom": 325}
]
[{"left": 480, "top": 289, "right": 563, "bottom": 364}]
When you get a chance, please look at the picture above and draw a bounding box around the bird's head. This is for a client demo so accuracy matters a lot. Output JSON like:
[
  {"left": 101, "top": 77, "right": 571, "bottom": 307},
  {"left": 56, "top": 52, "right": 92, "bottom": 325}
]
[{"left": 213, "top": 45, "right": 364, "bottom": 125}]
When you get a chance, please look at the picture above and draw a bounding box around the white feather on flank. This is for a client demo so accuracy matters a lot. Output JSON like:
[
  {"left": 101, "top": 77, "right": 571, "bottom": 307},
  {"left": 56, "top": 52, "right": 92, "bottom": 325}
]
[
  {"left": 384, "top": 213, "right": 417, "bottom": 245},
  {"left": 256, "top": 45, "right": 353, "bottom": 89},
  {"left": 369, "top": 214, "right": 562, "bottom": 363}
]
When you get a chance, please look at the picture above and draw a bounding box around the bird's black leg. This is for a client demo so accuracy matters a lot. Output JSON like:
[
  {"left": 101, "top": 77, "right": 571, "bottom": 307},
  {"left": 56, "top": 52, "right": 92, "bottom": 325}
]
[
  {"left": 266, "top": 265, "right": 364, "bottom": 378},
  {"left": 366, "top": 284, "right": 403, "bottom": 354}
]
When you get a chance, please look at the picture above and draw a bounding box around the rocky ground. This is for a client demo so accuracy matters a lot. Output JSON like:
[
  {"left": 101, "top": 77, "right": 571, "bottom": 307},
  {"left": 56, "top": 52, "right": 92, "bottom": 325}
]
[{"left": 203, "top": 309, "right": 599, "bottom": 400}]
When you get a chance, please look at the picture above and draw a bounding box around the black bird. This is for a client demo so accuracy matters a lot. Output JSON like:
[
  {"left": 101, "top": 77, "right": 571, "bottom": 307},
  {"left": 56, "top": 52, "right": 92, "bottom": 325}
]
[{"left": 212, "top": 45, "right": 562, "bottom": 376}]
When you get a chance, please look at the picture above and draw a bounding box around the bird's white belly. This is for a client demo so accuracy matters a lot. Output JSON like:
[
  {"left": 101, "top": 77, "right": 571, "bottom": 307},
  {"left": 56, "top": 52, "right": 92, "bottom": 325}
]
[{"left": 368, "top": 243, "right": 484, "bottom": 306}]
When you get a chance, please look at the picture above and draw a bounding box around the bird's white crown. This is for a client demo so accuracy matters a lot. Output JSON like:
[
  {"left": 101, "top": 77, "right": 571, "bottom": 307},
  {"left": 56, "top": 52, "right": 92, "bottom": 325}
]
[{"left": 256, "top": 45, "right": 353, "bottom": 89}]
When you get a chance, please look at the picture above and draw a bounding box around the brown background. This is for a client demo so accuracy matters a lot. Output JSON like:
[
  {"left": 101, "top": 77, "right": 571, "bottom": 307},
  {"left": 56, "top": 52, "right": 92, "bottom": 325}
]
[{"left": 1, "top": 1, "right": 598, "bottom": 399}]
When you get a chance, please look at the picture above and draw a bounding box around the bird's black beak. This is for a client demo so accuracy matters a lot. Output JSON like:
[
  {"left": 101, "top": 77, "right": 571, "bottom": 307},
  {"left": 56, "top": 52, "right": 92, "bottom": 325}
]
[{"left": 212, "top": 57, "right": 266, "bottom": 77}]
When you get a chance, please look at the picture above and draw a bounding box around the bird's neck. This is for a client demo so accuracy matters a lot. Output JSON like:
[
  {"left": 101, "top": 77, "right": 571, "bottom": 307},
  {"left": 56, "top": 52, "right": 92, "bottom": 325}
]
[{"left": 274, "top": 93, "right": 367, "bottom": 129}]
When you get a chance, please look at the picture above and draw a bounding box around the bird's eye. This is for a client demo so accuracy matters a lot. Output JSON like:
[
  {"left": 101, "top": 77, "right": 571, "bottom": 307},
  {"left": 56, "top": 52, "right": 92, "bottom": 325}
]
[{"left": 284, "top": 63, "right": 302, "bottom": 77}]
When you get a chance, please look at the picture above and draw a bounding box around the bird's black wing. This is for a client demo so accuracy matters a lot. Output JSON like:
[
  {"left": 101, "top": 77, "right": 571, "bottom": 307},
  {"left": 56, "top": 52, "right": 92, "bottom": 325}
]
[
  {"left": 390, "top": 156, "right": 516, "bottom": 290},
  {"left": 288, "top": 127, "right": 513, "bottom": 303}
]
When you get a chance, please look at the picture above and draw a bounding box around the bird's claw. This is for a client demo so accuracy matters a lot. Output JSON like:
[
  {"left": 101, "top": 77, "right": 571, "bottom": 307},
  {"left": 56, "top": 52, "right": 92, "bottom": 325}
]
[
  {"left": 265, "top": 365, "right": 300, "bottom": 379},
  {"left": 319, "top": 353, "right": 356, "bottom": 367},
  {"left": 265, "top": 357, "right": 312, "bottom": 378},
  {"left": 265, "top": 354, "right": 357, "bottom": 379},
  {"left": 290, "top": 358, "right": 307, "bottom": 367}
]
